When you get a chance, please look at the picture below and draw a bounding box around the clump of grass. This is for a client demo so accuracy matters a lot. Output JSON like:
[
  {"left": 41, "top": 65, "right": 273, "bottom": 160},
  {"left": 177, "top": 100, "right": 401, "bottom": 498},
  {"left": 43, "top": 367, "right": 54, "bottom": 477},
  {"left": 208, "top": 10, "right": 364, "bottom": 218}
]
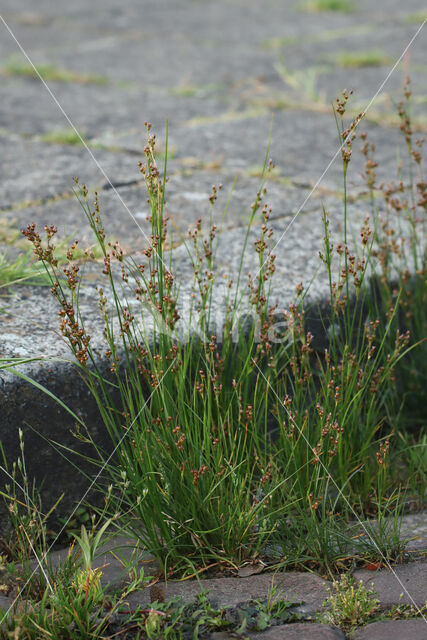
[
  {"left": 0, "top": 444, "right": 296, "bottom": 639},
  {"left": 334, "top": 50, "right": 392, "bottom": 68},
  {"left": 3, "top": 60, "right": 107, "bottom": 85},
  {"left": 40, "top": 128, "right": 84, "bottom": 146},
  {"left": 20, "top": 79, "right": 426, "bottom": 583},
  {"left": 300, "top": 0, "right": 354, "bottom": 13}
]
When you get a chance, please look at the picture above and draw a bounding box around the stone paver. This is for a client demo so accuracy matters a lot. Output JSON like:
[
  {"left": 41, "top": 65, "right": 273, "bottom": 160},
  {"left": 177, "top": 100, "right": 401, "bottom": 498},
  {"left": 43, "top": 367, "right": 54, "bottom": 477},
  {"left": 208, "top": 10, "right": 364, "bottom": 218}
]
[
  {"left": 352, "top": 618, "right": 427, "bottom": 640},
  {"left": 0, "top": 77, "right": 229, "bottom": 139},
  {"left": 354, "top": 562, "right": 427, "bottom": 608},
  {"left": 126, "top": 571, "right": 330, "bottom": 615},
  {"left": 211, "top": 623, "right": 346, "bottom": 639},
  {"left": 0, "top": 132, "right": 139, "bottom": 209},
  {"left": 247, "top": 623, "right": 346, "bottom": 639}
]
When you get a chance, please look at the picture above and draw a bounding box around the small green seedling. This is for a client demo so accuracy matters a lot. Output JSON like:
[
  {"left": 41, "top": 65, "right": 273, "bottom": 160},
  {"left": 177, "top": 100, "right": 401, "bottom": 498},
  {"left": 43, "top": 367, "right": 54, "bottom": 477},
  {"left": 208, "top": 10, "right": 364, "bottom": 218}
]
[{"left": 300, "top": 0, "right": 354, "bottom": 13}]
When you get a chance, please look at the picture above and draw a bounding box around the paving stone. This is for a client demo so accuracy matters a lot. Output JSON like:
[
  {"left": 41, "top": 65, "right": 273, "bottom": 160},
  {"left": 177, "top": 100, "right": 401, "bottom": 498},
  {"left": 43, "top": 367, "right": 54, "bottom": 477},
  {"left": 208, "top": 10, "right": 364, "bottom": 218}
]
[
  {"left": 246, "top": 623, "right": 346, "bottom": 639},
  {"left": 352, "top": 618, "right": 427, "bottom": 640},
  {"left": 0, "top": 77, "right": 231, "bottom": 140},
  {"left": 2, "top": 2, "right": 284, "bottom": 87},
  {"left": 1, "top": 0, "right": 426, "bottom": 95},
  {"left": 169, "top": 110, "right": 418, "bottom": 194},
  {"left": 0, "top": 132, "right": 141, "bottom": 208},
  {"left": 1, "top": 88, "right": 417, "bottom": 207},
  {"left": 125, "top": 571, "right": 330, "bottom": 614},
  {"left": 354, "top": 562, "right": 427, "bottom": 608},
  {"left": 401, "top": 512, "right": 427, "bottom": 552}
]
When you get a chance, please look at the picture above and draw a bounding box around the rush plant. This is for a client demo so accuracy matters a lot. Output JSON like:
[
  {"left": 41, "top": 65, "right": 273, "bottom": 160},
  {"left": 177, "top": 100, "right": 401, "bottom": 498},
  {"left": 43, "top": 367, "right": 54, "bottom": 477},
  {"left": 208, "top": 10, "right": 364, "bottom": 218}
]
[{"left": 20, "top": 81, "right": 426, "bottom": 579}]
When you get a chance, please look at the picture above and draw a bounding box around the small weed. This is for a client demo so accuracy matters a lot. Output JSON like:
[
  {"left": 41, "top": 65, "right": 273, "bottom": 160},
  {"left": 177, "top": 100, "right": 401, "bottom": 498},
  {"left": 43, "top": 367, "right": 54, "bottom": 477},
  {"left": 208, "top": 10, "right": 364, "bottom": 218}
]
[
  {"left": 247, "top": 162, "right": 283, "bottom": 181},
  {"left": 262, "top": 25, "right": 374, "bottom": 50},
  {"left": 261, "top": 36, "right": 298, "bottom": 50},
  {"left": 3, "top": 59, "right": 108, "bottom": 85},
  {"left": 169, "top": 83, "right": 223, "bottom": 98},
  {"left": 40, "top": 128, "right": 84, "bottom": 146},
  {"left": 334, "top": 50, "right": 392, "bottom": 68},
  {"left": 232, "top": 585, "right": 301, "bottom": 633},
  {"left": 275, "top": 58, "right": 327, "bottom": 103},
  {"left": 300, "top": 0, "right": 354, "bottom": 13},
  {"left": 385, "top": 595, "right": 427, "bottom": 620},
  {"left": 185, "top": 107, "right": 265, "bottom": 125},
  {"left": 404, "top": 12, "right": 427, "bottom": 24},
  {"left": 318, "top": 574, "right": 380, "bottom": 635}
]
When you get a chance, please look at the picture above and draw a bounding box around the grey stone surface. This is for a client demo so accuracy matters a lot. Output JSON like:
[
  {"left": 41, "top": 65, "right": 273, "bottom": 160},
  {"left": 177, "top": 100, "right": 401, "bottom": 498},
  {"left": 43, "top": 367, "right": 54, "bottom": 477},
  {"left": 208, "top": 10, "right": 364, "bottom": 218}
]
[
  {"left": 166, "top": 112, "right": 416, "bottom": 191},
  {"left": 0, "top": 356, "right": 116, "bottom": 520},
  {"left": 354, "top": 562, "right": 427, "bottom": 608},
  {"left": 352, "top": 619, "right": 427, "bottom": 640},
  {"left": 126, "top": 570, "right": 330, "bottom": 613},
  {"left": 0, "top": 131, "right": 140, "bottom": 208},
  {"left": 401, "top": 512, "right": 427, "bottom": 552},
  {"left": 0, "top": 76, "right": 230, "bottom": 139},
  {"left": 247, "top": 623, "right": 346, "bottom": 639},
  {"left": 1, "top": 173, "right": 329, "bottom": 252},
  {"left": 0, "top": 195, "right": 398, "bottom": 361}
]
